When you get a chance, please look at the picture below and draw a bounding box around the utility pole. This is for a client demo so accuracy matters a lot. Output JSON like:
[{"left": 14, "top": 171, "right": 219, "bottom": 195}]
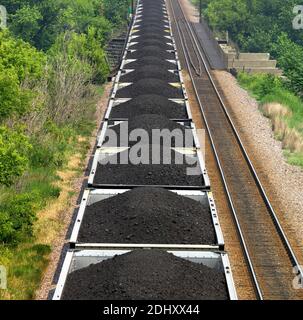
[{"left": 199, "top": 0, "right": 202, "bottom": 23}]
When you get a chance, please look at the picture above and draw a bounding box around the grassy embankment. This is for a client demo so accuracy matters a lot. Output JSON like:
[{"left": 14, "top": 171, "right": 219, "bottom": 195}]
[
  {"left": 0, "top": 0, "right": 131, "bottom": 300},
  {"left": 0, "top": 86, "right": 104, "bottom": 300},
  {"left": 237, "top": 73, "right": 303, "bottom": 167}
]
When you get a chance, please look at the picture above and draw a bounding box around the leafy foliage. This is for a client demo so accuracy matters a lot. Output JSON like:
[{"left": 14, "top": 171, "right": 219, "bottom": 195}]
[
  {"left": 10, "top": 5, "right": 43, "bottom": 45},
  {"left": 0, "top": 30, "right": 46, "bottom": 82},
  {"left": 3, "top": 0, "right": 128, "bottom": 50},
  {"left": 0, "top": 193, "right": 37, "bottom": 243},
  {"left": 199, "top": 0, "right": 303, "bottom": 95},
  {"left": 271, "top": 34, "right": 303, "bottom": 96},
  {"left": 0, "top": 126, "right": 32, "bottom": 187},
  {"left": 0, "top": 0, "right": 129, "bottom": 298}
]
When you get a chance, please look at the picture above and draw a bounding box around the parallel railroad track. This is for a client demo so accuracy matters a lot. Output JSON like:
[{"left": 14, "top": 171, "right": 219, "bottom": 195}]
[{"left": 168, "top": 0, "right": 303, "bottom": 300}]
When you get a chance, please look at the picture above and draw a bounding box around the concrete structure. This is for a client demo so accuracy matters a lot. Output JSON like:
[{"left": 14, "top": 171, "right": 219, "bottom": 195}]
[{"left": 220, "top": 44, "right": 283, "bottom": 75}]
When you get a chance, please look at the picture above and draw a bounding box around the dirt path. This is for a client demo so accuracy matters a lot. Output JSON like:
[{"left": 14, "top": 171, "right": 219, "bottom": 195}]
[{"left": 35, "top": 82, "right": 112, "bottom": 300}]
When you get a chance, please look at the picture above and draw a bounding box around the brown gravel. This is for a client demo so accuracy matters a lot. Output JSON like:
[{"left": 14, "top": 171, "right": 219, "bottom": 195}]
[
  {"left": 213, "top": 70, "right": 303, "bottom": 263},
  {"left": 35, "top": 82, "right": 113, "bottom": 300}
]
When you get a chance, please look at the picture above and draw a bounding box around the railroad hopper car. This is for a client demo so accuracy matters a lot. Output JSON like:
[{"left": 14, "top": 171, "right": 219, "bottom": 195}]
[{"left": 53, "top": 0, "right": 237, "bottom": 300}]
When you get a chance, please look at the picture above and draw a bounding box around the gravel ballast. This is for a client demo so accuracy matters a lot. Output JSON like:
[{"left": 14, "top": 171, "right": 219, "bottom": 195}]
[
  {"left": 102, "top": 114, "right": 194, "bottom": 147},
  {"left": 116, "top": 78, "right": 183, "bottom": 98},
  {"left": 110, "top": 94, "right": 187, "bottom": 119},
  {"left": 61, "top": 250, "right": 228, "bottom": 300},
  {"left": 93, "top": 145, "right": 204, "bottom": 187},
  {"left": 125, "top": 56, "right": 177, "bottom": 70},
  {"left": 213, "top": 70, "right": 303, "bottom": 260},
  {"left": 120, "top": 66, "right": 179, "bottom": 82},
  {"left": 78, "top": 187, "right": 216, "bottom": 244}
]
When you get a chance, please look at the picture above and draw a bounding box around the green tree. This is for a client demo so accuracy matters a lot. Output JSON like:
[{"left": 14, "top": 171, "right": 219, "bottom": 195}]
[
  {"left": 205, "top": 0, "right": 249, "bottom": 34},
  {"left": 0, "top": 30, "right": 46, "bottom": 83},
  {"left": 0, "top": 65, "right": 35, "bottom": 121},
  {"left": 49, "top": 29, "right": 109, "bottom": 83},
  {"left": 272, "top": 33, "right": 303, "bottom": 95},
  {"left": 10, "top": 5, "right": 42, "bottom": 45},
  {"left": 103, "top": 0, "right": 129, "bottom": 26},
  {"left": 0, "top": 31, "right": 45, "bottom": 120}
]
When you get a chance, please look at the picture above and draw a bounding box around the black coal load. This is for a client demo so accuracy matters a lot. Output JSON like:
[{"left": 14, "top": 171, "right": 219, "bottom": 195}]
[
  {"left": 134, "top": 23, "right": 169, "bottom": 31},
  {"left": 140, "top": 8, "right": 166, "bottom": 14},
  {"left": 141, "top": 1, "right": 165, "bottom": 6},
  {"left": 125, "top": 56, "right": 176, "bottom": 70},
  {"left": 93, "top": 144, "right": 204, "bottom": 187},
  {"left": 141, "top": 0, "right": 165, "bottom": 3},
  {"left": 136, "top": 18, "right": 168, "bottom": 25},
  {"left": 130, "top": 40, "right": 173, "bottom": 51},
  {"left": 116, "top": 78, "right": 183, "bottom": 99},
  {"left": 61, "top": 250, "right": 229, "bottom": 300},
  {"left": 139, "top": 13, "right": 167, "bottom": 20},
  {"left": 141, "top": 5, "right": 165, "bottom": 10},
  {"left": 133, "top": 26, "right": 169, "bottom": 35},
  {"left": 133, "top": 33, "right": 170, "bottom": 41},
  {"left": 140, "top": 9, "right": 166, "bottom": 15},
  {"left": 120, "top": 66, "right": 179, "bottom": 82},
  {"left": 102, "top": 114, "right": 194, "bottom": 147},
  {"left": 141, "top": 0, "right": 165, "bottom": 6},
  {"left": 130, "top": 37, "right": 173, "bottom": 46},
  {"left": 110, "top": 94, "right": 187, "bottom": 119},
  {"left": 126, "top": 47, "right": 175, "bottom": 60},
  {"left": 141, "top": 0, "right": 165, "bottom": 4},
  {"left": 141, "top": 3, "right": 165, "bottom": 8},
  {"left": 138, "top": 17, "right": 168, "bottom": 24},
  {"left": 78, "top": 187, "right": 217, "bottom": 244}
]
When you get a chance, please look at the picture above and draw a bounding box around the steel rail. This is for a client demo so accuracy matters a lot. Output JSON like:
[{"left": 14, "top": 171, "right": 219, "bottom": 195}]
[
  {"left": 178, "top": 19, "right": 202, "bottom": 76},
  {"left": 169, "top": 0, "right": 303, "bottom": 299},
  {"left": 167, "top": 0, "right": 262, "bottom": 300},
  {"left": 177, "top": 0, "right": 303, "bottom": 291}
]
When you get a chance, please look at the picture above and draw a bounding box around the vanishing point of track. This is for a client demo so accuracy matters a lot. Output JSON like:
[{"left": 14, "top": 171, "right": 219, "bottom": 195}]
[{"left": 168, "top": 0, "right": 303, "bottom": 300}]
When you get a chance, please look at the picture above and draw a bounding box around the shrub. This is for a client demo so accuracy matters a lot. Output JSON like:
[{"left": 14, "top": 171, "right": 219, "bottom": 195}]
[
  {"left": 0, "top": 193, "right": 37, "bottom": 244},
  {"left": 0, "top": 30, "right": 46, "bottom": 83},
  {"left": 237, "top": 72, "right": 282, "bottom": 100},
  {"left": 49, "top": 29, "right": 109, "bottom": 83},
  {"left": 0, "top": 65, "right": 34, "bottom": 121},
  {"left": 0, "top": 126, "right": 32, "bottom": 187},
  {"left": 271, "top": 34, "right": 303, "bottom": 96},
  {"left": 29, "top": 122, "right": 74, "bottom": 168}
]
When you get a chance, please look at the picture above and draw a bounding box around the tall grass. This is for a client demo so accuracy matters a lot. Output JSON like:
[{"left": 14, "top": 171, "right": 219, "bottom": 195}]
[
  {"left": 238, "top": 72, "right": 303, "bottom": 167},
  {"left": 0, "top": 85, "right": 103, "bottom": 300},
  {"left": 0, "top": 243, "right": 51, "bottom": 300}
]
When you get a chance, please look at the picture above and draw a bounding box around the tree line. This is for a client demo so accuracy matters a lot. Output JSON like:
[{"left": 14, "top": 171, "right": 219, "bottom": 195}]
[
  {"left": 0, "top": 0, "right": 131, "bottom": 245},
  {"left": 193, "top": 0, "right": 303, "bottom": 96}
]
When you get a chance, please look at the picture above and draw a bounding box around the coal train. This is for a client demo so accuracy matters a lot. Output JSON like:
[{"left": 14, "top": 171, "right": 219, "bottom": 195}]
[{"left": 53, "top": 0, "right": 237, "bottom": 300}]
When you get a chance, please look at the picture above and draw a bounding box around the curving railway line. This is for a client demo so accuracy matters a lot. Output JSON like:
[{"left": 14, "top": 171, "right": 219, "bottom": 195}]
[{"left": 168, "top": 0, "right": 303, "bottom": 300}]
